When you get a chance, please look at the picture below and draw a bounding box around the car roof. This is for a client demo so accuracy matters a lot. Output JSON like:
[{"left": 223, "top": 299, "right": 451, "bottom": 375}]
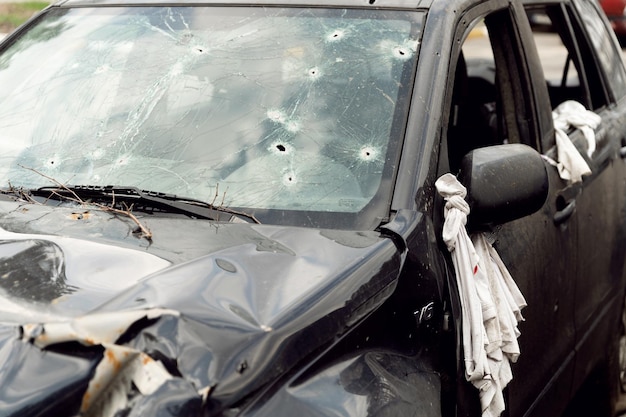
[
  {"left": 58, "top": 0, "right": 427, "bottom": 8},
  {"left": 55, "top": 0, "right": 570, "bottom": 10}
]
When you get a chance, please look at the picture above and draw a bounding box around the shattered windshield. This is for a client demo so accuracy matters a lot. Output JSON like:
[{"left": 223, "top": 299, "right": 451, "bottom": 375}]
[{"left": 0, "top": 6, "right": 422, "bottom": 229}]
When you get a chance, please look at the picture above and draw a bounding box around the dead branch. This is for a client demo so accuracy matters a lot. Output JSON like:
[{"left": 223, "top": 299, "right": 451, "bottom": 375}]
[
  {"left": 207, "top": 183, "right": 260, "bottom": 224},
  {"left": 18, "top": 165, "right": 153, "bottom": 241},
  {"left": 211, "top": 183, "right": 219, "bottom": 206},
  {"left": 91, "top": 201, "right": 153, "bottom": 240},
  {"left": 5, "top": 181, "right": 41, "bottom": 205},
  {"left": 19, "top": 165, "right": 83, "bottom": 202}
]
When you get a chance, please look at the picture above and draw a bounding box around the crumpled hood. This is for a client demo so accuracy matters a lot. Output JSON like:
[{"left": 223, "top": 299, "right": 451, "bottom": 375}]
[
  {"left": 0, "top": 200, "right": 404, "bottom": 416},
  {"left": 0, "top": 231, "right": 171, "bottom": 319}
]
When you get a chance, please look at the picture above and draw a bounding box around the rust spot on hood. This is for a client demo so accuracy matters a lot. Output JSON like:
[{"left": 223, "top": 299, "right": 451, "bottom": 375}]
[
  {"left": 106, "top": 349, "right": 121, "bottom": 372},
  {"left": 82, "top": 391, "right": 91, "bottom": 410},
  {"left": 70, "top": 211, "right": 91, "bottom": 220}
]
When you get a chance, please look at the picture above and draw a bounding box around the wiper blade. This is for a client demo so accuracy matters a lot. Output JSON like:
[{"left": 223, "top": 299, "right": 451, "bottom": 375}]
[{"left": 32, "top": 185, "right": 260, "bottom": 223}]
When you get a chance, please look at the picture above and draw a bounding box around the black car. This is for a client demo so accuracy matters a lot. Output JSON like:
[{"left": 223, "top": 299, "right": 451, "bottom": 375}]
[{"left": 0, "top": 0, "right": 625, "bottom": 416}]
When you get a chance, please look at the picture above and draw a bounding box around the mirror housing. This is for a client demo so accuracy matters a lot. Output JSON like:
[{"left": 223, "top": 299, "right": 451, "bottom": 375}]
[{"left": 458, "top": 144, "right": 548, "bottom": 229}]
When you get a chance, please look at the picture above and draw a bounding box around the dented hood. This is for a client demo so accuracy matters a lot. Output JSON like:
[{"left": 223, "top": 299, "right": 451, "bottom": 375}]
[{"left": 0, "top": 200, "right": 403, "bottom": 416}]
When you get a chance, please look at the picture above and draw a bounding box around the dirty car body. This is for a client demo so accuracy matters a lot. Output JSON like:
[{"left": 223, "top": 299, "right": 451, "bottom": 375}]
[{"left": 1, "top": 0, "right": 626, "bottom": 416}]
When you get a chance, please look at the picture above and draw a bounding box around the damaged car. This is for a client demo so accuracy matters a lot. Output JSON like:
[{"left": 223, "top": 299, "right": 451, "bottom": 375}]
[{"left": 0, "top": 0, "right": 626, "bottom": 416}]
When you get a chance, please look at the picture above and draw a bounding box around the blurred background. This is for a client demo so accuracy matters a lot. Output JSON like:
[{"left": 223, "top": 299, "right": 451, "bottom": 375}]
[{"left": 0, "top": 1, "right": 48, "bottom": 36}]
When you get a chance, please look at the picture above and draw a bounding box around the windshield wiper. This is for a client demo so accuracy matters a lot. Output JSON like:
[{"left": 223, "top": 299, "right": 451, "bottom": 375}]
[{"left": 31, "top": 185, "right": 260, "bottom": 224}]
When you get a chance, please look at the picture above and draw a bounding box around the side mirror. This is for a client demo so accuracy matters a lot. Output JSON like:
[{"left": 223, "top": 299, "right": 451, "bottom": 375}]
[{"left": 458, "top": 144, "right": 548, "bottom": 229}]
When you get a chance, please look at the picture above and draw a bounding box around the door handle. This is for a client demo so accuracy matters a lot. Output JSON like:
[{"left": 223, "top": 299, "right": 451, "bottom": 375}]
[{"left": 553, "top": 200, "right": 575, "bottom": 225}]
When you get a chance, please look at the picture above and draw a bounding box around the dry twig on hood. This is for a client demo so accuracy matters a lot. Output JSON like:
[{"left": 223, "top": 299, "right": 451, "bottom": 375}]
[{"left": 18, "top": 165, "right": 153, "bottom": 241}]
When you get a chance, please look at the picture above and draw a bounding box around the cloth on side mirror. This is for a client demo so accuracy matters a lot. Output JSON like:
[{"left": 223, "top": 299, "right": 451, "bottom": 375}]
[{"left": 436, "top": 173, "right": 526, "bottom": 417}]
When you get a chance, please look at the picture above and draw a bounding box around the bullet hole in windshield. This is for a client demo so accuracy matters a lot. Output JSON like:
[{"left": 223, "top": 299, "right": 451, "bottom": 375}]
[
  {"left": 386, "top": 39, "right": 418, "bottom": 61},
  {"left": 116, "top": 156, "right": 130, "bottom": 166},
  {"left": 393, "top": 46, "right": 409, "bottom": 59},
  {"left": 359, "top": 146, "right": 378, "bottom": 161},
  {"left": 327, "top": 29, "right": 345, "bottom": 42},
  {"left": 307, "top": 67, "right": 321, "bottom": 80},
  {"left": 283, "top": 172, "right": 297, "bottom": 186},
  {"left": 269, "top": 142, "right": 293, "bottom": 155}
]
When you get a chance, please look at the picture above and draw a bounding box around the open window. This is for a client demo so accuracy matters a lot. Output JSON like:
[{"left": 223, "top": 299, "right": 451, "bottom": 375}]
[
  {"left": 446, "top": 8, "right": 538, "bottom": 173},
  {"left": 525, "top": 4, "right": 610, "bottom": 111}
]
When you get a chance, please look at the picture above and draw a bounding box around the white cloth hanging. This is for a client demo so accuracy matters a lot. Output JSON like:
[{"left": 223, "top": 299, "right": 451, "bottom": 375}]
[
  {"left": 553, "top": 100, "right": 600, "bottom": 158},
  {"left": 543, "top": 100, "right": 600, "bottom": 183},
  {"left": 436, "top": 173, "right": 526, "bottom": 417}
]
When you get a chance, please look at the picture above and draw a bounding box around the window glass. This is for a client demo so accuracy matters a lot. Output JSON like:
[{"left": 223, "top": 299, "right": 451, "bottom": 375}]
[
  {"left": 447, "top": 11, "right": 532, "bottom": 171},
  {"left": 0, "top": 6, "right": 423, "bottom": 229},
  {"left": 461, "top": 22, "right": 501, "bottom": 143},
  {"left": 529, "top": 12, "right": 580, "bottom": 88},
  {"left": 572, "top": 0, "right": 626, "bottom": 100},
  {"left": 525, "top": 5, "right": 608, "bottom": 110}
]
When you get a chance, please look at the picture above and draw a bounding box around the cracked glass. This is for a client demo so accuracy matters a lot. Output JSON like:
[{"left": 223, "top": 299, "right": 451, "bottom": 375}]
[{"left": 0, "top": 6, "right": 423, "bottom": 228}]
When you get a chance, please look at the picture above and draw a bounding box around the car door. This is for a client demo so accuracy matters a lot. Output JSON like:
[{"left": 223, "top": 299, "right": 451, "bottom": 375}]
[
  {"left": 523, "top": 0, "right": 626, "bottom": 399},
  {"left": 441, "top": 3, "right": 579, "bottom": 416},
  {"left": 569, "top": 0, "right": 626, "bottom": 388}
]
